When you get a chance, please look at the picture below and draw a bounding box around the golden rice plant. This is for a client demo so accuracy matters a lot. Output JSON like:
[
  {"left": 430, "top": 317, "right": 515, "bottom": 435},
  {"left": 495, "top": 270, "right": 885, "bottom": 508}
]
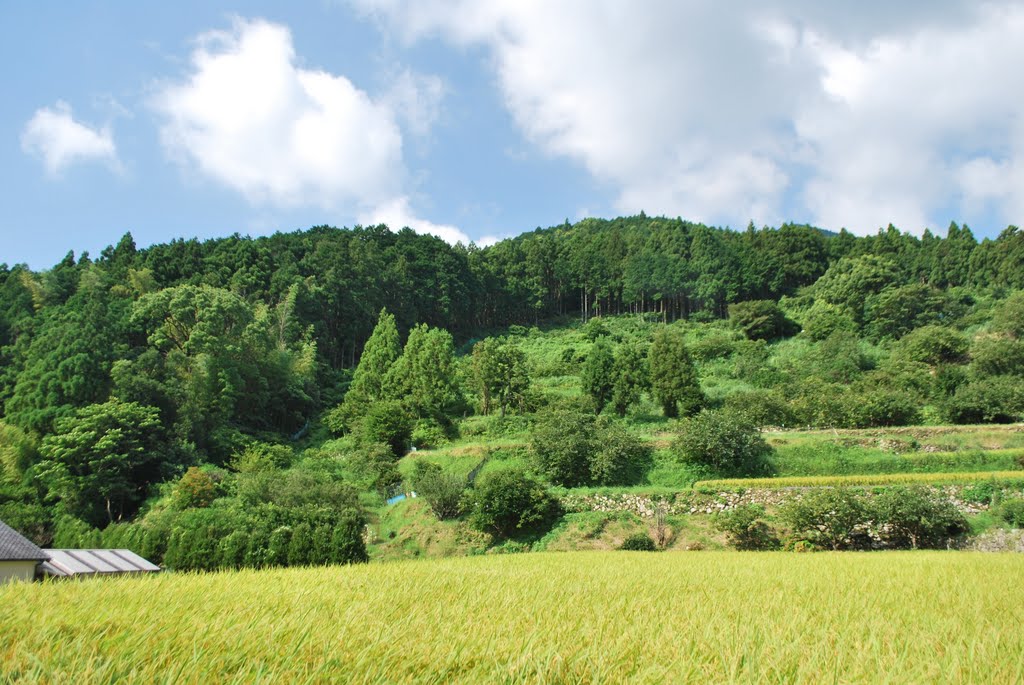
[
  {"left": 2, "top": 551, "right": 1023, "bottom": 683},
  {"left": 696, "top": 470, "right": 1024, "bottom": 489}
]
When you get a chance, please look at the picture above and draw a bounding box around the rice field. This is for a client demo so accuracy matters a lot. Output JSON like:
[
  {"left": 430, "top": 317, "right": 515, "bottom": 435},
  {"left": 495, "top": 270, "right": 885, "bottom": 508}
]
[
  {"left": 695, "top": 469, "right": 1024, "bottom": 489},
  {"left": 3, "top": 551, "right": 1023, "bottom": 683}
]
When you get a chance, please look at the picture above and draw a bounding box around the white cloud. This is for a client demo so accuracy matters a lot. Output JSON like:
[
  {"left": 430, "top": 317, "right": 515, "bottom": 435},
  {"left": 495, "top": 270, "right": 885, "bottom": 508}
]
[
  {"left": 383, "top": 69, "right": 445, "bottom": 139},
  {"left": 154, "top": 17, "right": 465, "bottom": 243},
  {"left": 359, "top": 196, "right": 471, "bottom": 244},
  {"left": 355, "top": 0, "right": 1024, "bottom": 234},
  {"left": 153, "top": 18, "right": 403, "bottom": 209},
  {"left": 21, "top": 101, "right": 119, "bottom": 176}
]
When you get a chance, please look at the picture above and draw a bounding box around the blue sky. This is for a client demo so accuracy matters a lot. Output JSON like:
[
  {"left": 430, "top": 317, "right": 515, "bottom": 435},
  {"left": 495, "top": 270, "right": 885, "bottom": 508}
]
[{"left": 3, "top": 2, "right": 1023, "bottom": 269}]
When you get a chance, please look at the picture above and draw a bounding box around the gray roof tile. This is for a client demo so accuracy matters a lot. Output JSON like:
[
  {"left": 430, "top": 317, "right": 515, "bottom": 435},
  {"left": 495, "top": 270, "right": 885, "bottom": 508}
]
[{"left": 0, "top": 519, "right": 48, "bottom": 561}]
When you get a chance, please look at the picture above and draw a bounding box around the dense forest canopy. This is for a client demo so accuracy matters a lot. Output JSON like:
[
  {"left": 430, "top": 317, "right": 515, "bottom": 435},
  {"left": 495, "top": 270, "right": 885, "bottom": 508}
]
[{"left": 2, "top": 214, "right": 1024, "bottom": 560}]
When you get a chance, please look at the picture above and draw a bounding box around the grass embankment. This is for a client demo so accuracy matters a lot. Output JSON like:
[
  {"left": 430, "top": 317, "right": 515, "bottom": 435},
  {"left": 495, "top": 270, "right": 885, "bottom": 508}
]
[
  {"left": 3, "top": 552, "right": 1023, "bottom": 683},
  {"left": 696, "top": 470, "right": 1024, "bottom": 489}
]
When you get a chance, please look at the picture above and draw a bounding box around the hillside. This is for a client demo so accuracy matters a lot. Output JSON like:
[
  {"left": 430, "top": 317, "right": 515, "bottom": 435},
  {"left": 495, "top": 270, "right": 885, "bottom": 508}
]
[{"left": 2, "top": 217, "right": 1024, "bottom": 564}]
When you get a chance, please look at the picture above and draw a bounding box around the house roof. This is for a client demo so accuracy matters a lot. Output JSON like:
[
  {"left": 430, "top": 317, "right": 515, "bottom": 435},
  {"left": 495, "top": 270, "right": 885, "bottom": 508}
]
[
  {"left": 41, "top": 549, "right": 160, "bottom": 577},
  {"left": 0, "top": 519, "right": 48, "bottom": 562}
]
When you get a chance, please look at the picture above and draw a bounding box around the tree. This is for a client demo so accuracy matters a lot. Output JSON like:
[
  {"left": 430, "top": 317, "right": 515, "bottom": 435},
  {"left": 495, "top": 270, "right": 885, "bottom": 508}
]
[
  {"left": 580, "top": 338, "right": 615, "bottom": 413},
  {"left": 779, "top": 489, "right": 869, "bottom": 551},
  {"left": 466, "top": 468, "right": 559, "bottom": 539},
  {"left": 410, "top": 461, "right": 464, "bottom": 520},
  {"left": 672, "top": 409, "right": 773, "bottom": 478},
  {"left": 896, "top": 325, "right": 969, "bottom": 366},
  {"left": 610, "top": 343, "right": 647, "bottom": 417},
  {"left": 358, "top": 400, "right": 413, "bottom": 458},
  {"left": 383, "top": 324, "right": 465, "bottom": 422},
  {"left": 470, "top": 338, "right": 530, "bottom": 417},
  {"left": 531, "top": 410, "right": 652, "bottom": 487},
  {"left": 328, "top": 308, "right": 400, "bottom": 432},
  {"left": 873, "top": 486, "right": 967, "bottom": 549},
  {"left": 38, "top": 400, "right": 177, "bottom": 527},
  {"left": 648, "top": 326, "right": 704, "bottom": 418},
  {"left": 728, "top": 300, "right": 798, "bottom": 341}
]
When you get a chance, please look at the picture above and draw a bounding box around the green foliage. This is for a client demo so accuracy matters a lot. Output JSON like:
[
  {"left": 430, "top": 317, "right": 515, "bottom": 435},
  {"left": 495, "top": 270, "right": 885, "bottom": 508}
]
[
  {"left": 471, "top": 338, "right": 530, "bottom": 417},
  {"left": 530, "top": 410, "right": 652, "bottom": 487},
  {"left": 618, "top": 532, "right": 657, "bottom": 551},
  {"left": 328, "top": 309, "right": 401, "bottom": 433},
  {"left": 990, "top": 291, "right": 1024, "bottom": 338},
  {"left": 172, "top": 466, "right": 225, "bottom": 509},
  {"left": 609, "top": 343, "right": 647, "bottom": 417},
  {"left": 356, "top": 400, "right": 413, "bottom": 457},
  {"left": 0, "top": 421, "right": 39, "bottom": 482},
  {"left": 896, "top": 325, "right": 969, "bottom": 366},
  {"left": 38, "top": 400, "right": 179, "bottom": 527},
  {"left": 779, "top": 489, "right": 870, "bottom": 551},
  {"left": 580, "top": 338, "right": 615, "bottom": 413},
  {"left": 997, "top": 498, "right": 1024, "bottom": 527},
  {"left": 728, "top": 300, "right": 798, "bottom": 341},
  {"left": 232, "top": 443, "right": 295, "bottom": 473},
  {"left": 712, "top": 504, "right": 779, "bottom": 550},
  {"left": 944, "top": 377, "right": 1024, "bottom": 424},
  {"left": 800, "top": 302, "right": 857, "bottom": 341},
  {"left": 722, "top": 389, "right": 794, "bottom": 428},
  {"left": 872, "top": 486, "right": 968, "bottom": 549},
  {"left": 648, "top": 326, "right": 704, "bottom": 418},
  {"left": 466, "top": 467, "right": 559, "bottom": 539},
  {"left": 970, "top": 336, "right": 1024, "bottom": 377},
  {"left": 410, "top": 461, "right": 464, "bottom": 520},
  {"left": 384, "top": 323, "right": 465, "bottom": 422},
  {"left": 672, "top": 410, "right": 774, "bottom": 478}
]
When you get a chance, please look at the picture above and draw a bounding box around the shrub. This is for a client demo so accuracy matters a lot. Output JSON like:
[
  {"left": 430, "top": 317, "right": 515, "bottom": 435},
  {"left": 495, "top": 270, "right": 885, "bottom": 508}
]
[
  {"left": 779, "top": 489, "right": 870, "bottom": 551},
  {"left": 690, "top": 334, "right": 736, "bottom": 363},
  {"left": 359, "top": 400, "right": 413, "bottom": 457},
  {"left": 713, "top": 504, "right": 780, "bottom": 550},
  {"left": 873, "top": 486, "right": 968, "bottom": 549},
  {"left": 173, "top": 466, "right": 226, "bottom": 509},
  {"left": 411, "top": 461, "right": 465, "bottom": 520},
  {"left": 723, "top": 389, "right": 794, "bottom": 427},
  {"left": 619, "top": 532, "right": 658, "bottom": 551},
  {"left": 672, "top": 409, "right": 774, "bottom": 478},
  {"left": 466, "top": 468, "right": 560, "bottom": 540},
  {"left": 842, "top": 388, "right": 921, "bottom": 428},
  {"left": 411, "top": 420, "right": 449, "bottom": 450},
  {"left": 944, "top": 377, "right": 1024, "bottom": 424},
  {"left": 531, "top": 411, "right": 653, "bottom": 487},
  {"left": 998, "top": 498, "right": 1024, "bottom": 528},
  {"left": 588, "top": 421, "right": 653, "bottom": 486},
  {"left": 970, "top": 337, "right": 1024, "bottom": 378},
  {"left": 232, "top": 443, "right": 295, "bottom": 473},
  {"left": 897, "top": 325, "right": 969, "bottom": 366}
]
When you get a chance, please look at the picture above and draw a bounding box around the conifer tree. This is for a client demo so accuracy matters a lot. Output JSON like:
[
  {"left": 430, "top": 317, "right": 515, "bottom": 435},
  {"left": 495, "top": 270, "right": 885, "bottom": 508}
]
[
  {"left": 611, "top": 343, "right": 647, "bottom": 417},
  {"left": 327, "top": 309, "right": 400, "bottom": 432},
  {"left": 649, "top": 326, "right": 704, "bottom": 418},
  {"left": 581, "top": 338, "right": 615, "bottom": 413}
]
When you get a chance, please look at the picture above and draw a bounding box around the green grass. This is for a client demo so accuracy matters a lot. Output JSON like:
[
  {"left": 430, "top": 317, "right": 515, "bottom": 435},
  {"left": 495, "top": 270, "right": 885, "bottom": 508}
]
[
  {"left": 3, "top": 552, "right": 1023, "bottom": 683},
  {"left": 696, "top": 470, "right": 1024, "bottom": 489}
]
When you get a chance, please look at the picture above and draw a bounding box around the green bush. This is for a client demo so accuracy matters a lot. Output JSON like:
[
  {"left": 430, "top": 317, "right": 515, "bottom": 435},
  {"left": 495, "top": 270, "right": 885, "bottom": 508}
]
[
  {"left": 970, "top": 337, "right": 1024, "bottom": 378},
  {"left": 672, "top": 409, "right": 774, "bottom": 478},
  {"left": 779, "top": 489, "right": 870, "bottom": 551},
  {"left": 411, "top": 461, "right": 465, "bottom": 520},
  {"left": 944, "top": 377, "right": 1024, "bottom": 424},
  {"left": 842, "top": 388, "right": 921, "bottom": 428},
  {"left": 619, "top": 532, "right": 657, "bottom": 551},
  {"left": 466, "top": 468, "right": 560, "bottom": 540},
  {"left": 897, "top": 325, "right": 969, "bottom": 366},
  {"left": 359, "top": 400, "right": 413, "bottom": 456},
  {"left": 722, "top": 389, "right": 794, "bottom": 428},
  {"left": 998, "top": 498, "right": 1024, "bottom": 527},
  {"left": 530, "top": 410, "right": 653, "bottom": 487},
  {"left": 872, "top": 486, "right": 968, "bottom": 549},
  {"left": 713, "top": 504, "right": 780, "bottom": 550}
]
